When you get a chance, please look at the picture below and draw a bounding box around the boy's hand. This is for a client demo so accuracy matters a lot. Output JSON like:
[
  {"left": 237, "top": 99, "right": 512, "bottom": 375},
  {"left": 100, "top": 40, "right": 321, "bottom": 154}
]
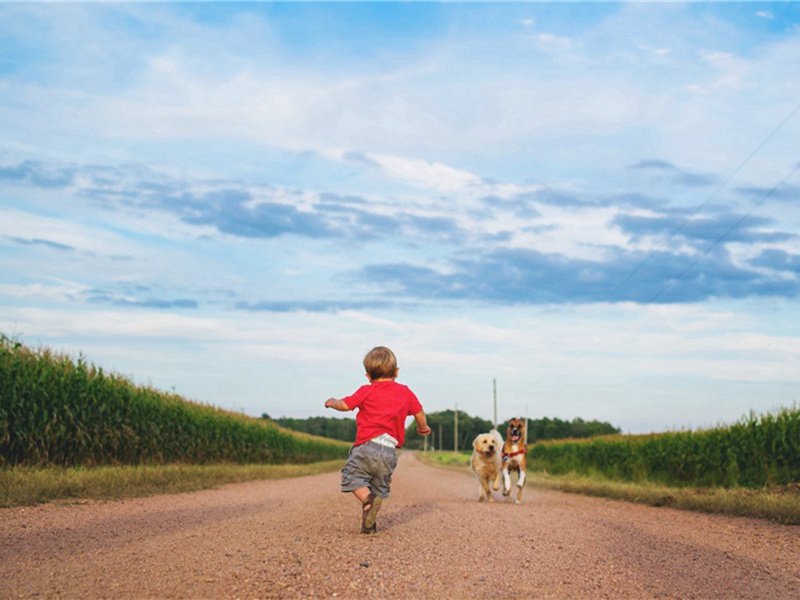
[
  {"left": 326, "top": 398, "right": 349, "bottom": 411},
  {"left": 417, "top": 424, "right": 432, "bottom": 436}
]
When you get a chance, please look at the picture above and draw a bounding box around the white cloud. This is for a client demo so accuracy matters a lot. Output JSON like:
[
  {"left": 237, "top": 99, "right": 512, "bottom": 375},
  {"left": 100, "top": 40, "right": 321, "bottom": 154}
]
[
  {"left": 687, "top": 50, "right": 750, "bottom": 96},
  {"left": 0, "top": 281, "right": 89, "bottom": 304},
  {"left": 505, "top": 204, "right": 628, "bottom": 259},
  {"left": 366, "top": 153, "right": 483, "bottom": 192},
  {"left": 0, "top": 208, "right": 129, "bottom": 256},
  {"left": 637, "top": 44, "right": 671, "bottom": 57},
  {"left": 533, "top": 32, "right": 576, "bottom": 52}
]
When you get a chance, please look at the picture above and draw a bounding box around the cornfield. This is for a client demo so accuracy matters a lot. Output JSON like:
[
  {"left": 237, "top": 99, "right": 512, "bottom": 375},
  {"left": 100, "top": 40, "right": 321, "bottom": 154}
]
[
  {"left": 529, "top": 406, "right": 800, "bottom": 488},
  {"left": 0, "top": 335, "right": 349, "bottom": 467}
]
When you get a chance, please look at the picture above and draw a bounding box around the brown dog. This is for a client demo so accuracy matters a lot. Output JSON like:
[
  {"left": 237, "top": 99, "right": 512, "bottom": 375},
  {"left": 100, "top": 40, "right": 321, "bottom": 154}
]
[
  {"left": 470, "top": 429, "right": 504, "bottom": 502},
  {"left": 502, "top": 417, "right": 527, "bottom": 504}
]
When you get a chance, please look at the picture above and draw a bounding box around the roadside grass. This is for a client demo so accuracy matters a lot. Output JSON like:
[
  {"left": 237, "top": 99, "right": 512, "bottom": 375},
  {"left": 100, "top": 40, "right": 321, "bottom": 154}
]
[
  {"left": 415, "top": 451, "right": 800, "bottom": 525},
  {"left": 0, "top": 460, "right": 345, "bottom": 508}
]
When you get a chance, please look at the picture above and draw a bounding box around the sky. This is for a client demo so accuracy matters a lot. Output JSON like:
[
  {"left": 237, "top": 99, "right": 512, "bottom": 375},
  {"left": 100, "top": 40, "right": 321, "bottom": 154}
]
[{"left": 1, "top": 2, "right": 799, "bottom": 435}]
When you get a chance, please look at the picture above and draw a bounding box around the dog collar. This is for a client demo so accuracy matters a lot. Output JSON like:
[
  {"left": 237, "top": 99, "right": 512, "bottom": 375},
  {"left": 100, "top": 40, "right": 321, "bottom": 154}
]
[{"left": 502, "top": 448, "right": 527, "bottom": 458}]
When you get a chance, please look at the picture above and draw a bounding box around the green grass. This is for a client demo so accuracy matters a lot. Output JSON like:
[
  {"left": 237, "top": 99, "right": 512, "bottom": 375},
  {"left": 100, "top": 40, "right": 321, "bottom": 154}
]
[
  {"left": 0, "top": 460, "right": 346, "bottom": 508},
  {"left": 528, "top": 472, "right": 800, "bottom": 525}
]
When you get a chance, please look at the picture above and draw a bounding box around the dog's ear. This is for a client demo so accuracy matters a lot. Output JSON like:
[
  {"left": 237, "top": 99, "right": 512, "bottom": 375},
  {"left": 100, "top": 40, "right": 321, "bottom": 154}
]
[{"left": 472, "top": 435, "right": 480, "bottom": 450}]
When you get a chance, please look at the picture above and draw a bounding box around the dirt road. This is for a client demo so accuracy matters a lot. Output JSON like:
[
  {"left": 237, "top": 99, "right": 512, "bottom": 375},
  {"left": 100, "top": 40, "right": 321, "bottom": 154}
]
[{"left": 2, "top": 454, "right": 799, "bottom": 599}]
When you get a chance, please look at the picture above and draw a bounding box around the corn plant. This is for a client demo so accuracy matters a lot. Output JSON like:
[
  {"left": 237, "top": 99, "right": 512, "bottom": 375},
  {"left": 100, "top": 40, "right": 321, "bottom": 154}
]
[
  {"left": 0, "top": 335, "right": 349, "bottom": 468},
  {"left": 529, "top": 406, "right": 800, "bottom": 488}
]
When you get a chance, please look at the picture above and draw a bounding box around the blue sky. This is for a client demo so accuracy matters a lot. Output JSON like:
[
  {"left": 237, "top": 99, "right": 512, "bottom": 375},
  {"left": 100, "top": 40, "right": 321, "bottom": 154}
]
[{"left": 1, "top": 2, "right": 799, "bottom": 434}]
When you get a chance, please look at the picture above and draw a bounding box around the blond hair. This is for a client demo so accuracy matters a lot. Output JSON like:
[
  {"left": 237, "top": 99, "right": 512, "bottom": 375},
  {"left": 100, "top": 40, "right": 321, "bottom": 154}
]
[{"left": 363, "top": 346, "right": 398, "bottom": 380}]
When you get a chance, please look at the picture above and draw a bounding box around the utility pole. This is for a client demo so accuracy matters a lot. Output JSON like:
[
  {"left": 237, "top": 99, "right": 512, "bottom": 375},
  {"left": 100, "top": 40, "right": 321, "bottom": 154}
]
[
  {"left": 493, "top": 378, "right": 498, "bottom": 429},
  {"left": 439, "top": 423, "right": 443, "bottom": 451}
]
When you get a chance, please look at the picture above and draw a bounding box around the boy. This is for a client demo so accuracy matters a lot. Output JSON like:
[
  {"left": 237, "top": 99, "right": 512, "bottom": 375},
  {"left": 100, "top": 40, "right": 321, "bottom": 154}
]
[{"left": 325, "top": 346, "right": 431, "bottom": 534}]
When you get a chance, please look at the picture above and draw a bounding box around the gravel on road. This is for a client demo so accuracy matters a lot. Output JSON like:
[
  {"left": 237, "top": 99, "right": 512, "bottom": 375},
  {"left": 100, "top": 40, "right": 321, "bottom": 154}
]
[{"left": 2, "top": 453, "right": 799, "bottom": 599}]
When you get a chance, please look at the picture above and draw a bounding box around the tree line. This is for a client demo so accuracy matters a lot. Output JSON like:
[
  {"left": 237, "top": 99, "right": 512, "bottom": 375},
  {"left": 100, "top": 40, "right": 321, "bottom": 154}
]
[
  {"left": 265, "top": 411, "right": 620, "bottom": 450},
  {"left": 266, "top": 415, "right": 357, "bottom": 443}
]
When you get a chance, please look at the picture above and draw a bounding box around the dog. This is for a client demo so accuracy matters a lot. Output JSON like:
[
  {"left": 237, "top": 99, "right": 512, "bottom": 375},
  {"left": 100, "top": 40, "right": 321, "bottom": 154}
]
[
  {"left": 470, "top": 429, "right": 504, "bottom": 502},
  {"left": 502, "top": 417, "right": 528, "bottom": 504}
]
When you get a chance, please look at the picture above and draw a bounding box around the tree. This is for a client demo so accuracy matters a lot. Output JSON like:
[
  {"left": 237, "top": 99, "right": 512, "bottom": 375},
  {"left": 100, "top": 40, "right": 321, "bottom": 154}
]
[
  {"left": 273, "top": 411, "right": 620, "bottom": 447},
  {"left": 272, "top": 416, "right": 357, "bottom": 443},
  {"left": 499, "top": 416, "right": 620, "bottom": 442},
  {"left": 403, "top": 410, "right": 493, "bottom": 451}
]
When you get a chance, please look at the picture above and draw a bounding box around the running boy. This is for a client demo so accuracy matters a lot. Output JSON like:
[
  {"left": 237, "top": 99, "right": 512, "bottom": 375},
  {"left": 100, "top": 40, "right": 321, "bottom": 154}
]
[{"left": 325, "top": 346, "right": 431, "bottom": 534}]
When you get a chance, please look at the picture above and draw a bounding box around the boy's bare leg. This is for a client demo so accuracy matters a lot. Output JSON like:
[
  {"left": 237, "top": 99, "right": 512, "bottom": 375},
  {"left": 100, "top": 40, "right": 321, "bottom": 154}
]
[
  {"left": 353, "top": 487, "right": 379, "bottom": 516},
  {"left": 353, "top": 487, "right": 371, "bottom": 506}
]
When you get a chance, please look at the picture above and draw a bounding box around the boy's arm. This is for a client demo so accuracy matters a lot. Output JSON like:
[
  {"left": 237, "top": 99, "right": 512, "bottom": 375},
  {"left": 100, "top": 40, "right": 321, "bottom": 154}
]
[
  {"left": 325, "top": 398, "right": 350, "bottom": 412},
  {"left": 414, "top": 410, "right": 432, "bottom": 436}
]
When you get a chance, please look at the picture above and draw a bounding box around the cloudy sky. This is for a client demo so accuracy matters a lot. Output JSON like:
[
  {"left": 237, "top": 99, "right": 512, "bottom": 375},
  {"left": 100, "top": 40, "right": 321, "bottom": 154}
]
[{"left": 2, "top": 2, "right": 799, "bottom": 434}]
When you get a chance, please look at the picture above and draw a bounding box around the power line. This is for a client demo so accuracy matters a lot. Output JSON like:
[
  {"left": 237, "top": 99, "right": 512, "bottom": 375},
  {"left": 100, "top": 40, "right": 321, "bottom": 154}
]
[
  {"left": 646, "top": 161, "right": 800, "bottom": 304},
  {"left": 605, "top": 100, "right": 800, "bottom": 304},
  {"left": 527, "top": 101, "right": 800, "bottom": 391}
]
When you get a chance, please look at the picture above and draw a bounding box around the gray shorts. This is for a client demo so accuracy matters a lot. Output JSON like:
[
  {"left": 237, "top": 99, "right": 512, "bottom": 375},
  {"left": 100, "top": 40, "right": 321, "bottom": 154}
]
[{"left": 340, "top": 441, "right": 398, "bottom": 499}]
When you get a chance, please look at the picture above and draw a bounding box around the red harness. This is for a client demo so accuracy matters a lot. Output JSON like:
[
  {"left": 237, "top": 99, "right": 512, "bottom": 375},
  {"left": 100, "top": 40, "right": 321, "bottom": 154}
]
[{"left": 503, "top": 448, "right": 527, "bottom": 459}]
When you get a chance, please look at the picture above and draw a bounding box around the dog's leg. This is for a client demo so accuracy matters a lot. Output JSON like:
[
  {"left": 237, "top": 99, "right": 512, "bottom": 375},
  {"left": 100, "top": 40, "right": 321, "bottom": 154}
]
[
  {"left": 475, "top": 473, "right": 485, "bottom": 502},
  {"left": 502, "top": 467, "right": 511, "bottom": 496},
  {"left": 492, "top": 470, "right": 501, "bottom": 491},
  {"left": 479, "top": 478, "right": 492, "bottom": 502},
  {"left": 515, "top": 470, "right": 526, "bottom": 504}
]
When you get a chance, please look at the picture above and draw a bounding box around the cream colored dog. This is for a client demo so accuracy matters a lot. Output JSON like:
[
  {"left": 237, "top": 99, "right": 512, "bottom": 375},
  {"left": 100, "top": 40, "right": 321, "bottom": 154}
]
[{"left": 470, "top": 429, "right": 504, "bottom": 502}]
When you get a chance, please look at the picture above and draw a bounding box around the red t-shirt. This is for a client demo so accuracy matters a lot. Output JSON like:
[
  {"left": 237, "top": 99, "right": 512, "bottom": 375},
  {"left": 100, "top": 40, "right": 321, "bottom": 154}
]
[{"left": 342, "top": 380, "right": 423, "bottom": 448}]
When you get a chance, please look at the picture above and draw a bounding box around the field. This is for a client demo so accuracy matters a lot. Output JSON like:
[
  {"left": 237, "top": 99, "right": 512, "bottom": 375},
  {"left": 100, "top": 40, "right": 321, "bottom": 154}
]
[
  {"left": 0, "top": 334, "right": 349, "bottom": 468},
  {"left": 528, "top": 407, "right": 800, "bottom": 489}
]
